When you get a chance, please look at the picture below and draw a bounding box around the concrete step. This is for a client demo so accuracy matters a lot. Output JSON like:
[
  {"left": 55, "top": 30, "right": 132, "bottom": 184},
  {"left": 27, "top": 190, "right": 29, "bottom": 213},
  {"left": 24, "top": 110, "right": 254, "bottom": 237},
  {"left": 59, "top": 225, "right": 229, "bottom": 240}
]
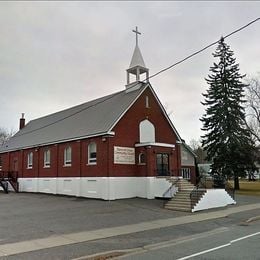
[
  {"left": 166, "top": 197, "right": 191, "bottom": 203},
  {"left": 178, "top": 185, "right": 195, "bottom": 190},
  {"left": 166, "top": 198, "right": 191, "bottom": 204},
  {"left": 164, "top": 205, "right": 191, "bottom": 212},
  {"left": 166, "top": 202, "right": 191, "bottom": 207},
  {"left": 174, "top": 191, "right": 192, "bottom": 196}
]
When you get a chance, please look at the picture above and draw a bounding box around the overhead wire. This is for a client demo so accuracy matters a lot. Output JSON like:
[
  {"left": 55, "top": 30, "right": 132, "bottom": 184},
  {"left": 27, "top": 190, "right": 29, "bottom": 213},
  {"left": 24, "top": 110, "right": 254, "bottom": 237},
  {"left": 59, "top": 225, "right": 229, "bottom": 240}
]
[
  {"left": 147, "top": 17, "right": 260, "bottom": 81},
  {"left": 13, "top": 17, "right": 260, "bottom": 137}
]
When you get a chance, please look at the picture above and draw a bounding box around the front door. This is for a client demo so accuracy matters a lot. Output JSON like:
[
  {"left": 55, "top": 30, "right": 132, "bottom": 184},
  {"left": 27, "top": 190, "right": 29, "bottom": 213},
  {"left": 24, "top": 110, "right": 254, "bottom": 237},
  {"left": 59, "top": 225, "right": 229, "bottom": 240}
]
[{"left": 156, "top": 153, "right": 169, "bottom": 176}]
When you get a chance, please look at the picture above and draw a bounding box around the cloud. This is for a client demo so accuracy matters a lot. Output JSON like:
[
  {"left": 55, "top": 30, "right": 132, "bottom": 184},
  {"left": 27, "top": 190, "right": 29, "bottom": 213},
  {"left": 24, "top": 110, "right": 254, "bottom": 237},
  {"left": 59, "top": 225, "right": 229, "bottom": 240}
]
[{"left": 0, "top": 1, "right": 259, "bottom": 144}]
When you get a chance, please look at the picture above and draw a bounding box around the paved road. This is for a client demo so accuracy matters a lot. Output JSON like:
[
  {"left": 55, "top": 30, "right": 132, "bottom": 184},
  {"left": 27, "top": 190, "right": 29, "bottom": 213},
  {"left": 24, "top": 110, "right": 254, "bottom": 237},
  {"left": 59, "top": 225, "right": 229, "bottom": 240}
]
[
  {"left": 118, "top": 219, "right": 260, "bottom": 260},
  {"left": 0, "top": 192, "right": 259, "bottom": 259}
]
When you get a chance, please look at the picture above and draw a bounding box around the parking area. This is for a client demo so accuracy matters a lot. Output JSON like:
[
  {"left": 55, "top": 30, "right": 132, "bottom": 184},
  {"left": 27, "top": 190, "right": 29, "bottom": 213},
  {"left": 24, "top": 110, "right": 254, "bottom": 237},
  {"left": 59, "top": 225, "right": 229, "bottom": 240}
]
[
  {"left": 1, "top": 192, "right": 260, "bottom": 260},
  {"left": 0, "top": 192, "right": 190, "bottom": 245}
]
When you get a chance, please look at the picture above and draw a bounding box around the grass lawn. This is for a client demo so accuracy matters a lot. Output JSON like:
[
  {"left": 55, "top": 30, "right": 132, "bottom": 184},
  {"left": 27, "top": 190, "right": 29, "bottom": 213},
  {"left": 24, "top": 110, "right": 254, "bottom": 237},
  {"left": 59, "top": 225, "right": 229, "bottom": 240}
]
[{"left": 233, "top": 180, "right": 260, "bottom": 196}]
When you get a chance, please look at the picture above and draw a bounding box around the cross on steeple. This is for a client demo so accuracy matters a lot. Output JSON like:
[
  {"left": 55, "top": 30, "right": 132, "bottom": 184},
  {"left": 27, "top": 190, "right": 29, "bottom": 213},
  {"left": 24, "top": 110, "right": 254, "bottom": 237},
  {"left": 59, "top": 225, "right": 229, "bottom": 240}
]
[
  {"left": 126, "top": 26, "right": 149, "bottom": 88},
  {"left": 132, "top": 26, "right": 141, "bottom": 46}
]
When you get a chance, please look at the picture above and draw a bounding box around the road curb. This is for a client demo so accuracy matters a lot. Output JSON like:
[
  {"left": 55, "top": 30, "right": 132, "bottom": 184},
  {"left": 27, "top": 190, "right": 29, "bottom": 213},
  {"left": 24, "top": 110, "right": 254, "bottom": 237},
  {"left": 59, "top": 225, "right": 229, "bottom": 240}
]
[{"left": 246, "top": 215, "right": 260, "bottom": 223}]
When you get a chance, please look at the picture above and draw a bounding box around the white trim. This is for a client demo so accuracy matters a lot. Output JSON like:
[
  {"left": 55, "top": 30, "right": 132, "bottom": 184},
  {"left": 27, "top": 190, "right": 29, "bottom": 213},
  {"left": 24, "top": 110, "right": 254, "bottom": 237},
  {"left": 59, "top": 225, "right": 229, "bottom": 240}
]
[
  {"left": 109, "top": 83, "right": 182, "bottom": 142},
  {"left": 88, "top": 142, "right": 97, "bottom": 164},
  {"left": 27, "top": 152, "right": 33, "bottom": 169},
  {"left": 108, "top": 84, "right": 149, "bottom": 133},
  {"left": 44, "top": 149, "right": 51, "bottom": 168},
  {"left": 64, "top": 146, "right": 72, "bottom": 166},
  {"left": 0, "top": 132, "right": 115, "bottom": 153},
  {"left": 148, "top": 84, "right": 182, "bottom": 142},
  {"left": 135, "top": 142, "right": 175, "bottom": 148},
  {"left": 17, "top": 176, "right": 172, "bottom": 200}
]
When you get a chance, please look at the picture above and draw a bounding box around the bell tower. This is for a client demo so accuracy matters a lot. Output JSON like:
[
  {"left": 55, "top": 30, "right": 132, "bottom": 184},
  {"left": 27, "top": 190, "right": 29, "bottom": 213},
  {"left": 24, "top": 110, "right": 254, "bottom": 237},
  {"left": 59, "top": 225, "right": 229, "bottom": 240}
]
[{"left": 126, "top": 27, "right": 149, "bottom": 88}]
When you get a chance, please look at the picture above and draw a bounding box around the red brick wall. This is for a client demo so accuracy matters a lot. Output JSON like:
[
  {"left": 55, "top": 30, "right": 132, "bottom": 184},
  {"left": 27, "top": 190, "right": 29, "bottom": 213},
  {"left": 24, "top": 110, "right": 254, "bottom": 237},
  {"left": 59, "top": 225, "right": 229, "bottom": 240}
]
[
  {"left": 38, "top": 145, "right": 58, "bottom": 178},
  {"left": 22, "top": 148, "right": 39, "bottom": 178},
  {"left": 80, "top": 138, "right": 108, "bottom": 177},
  {"left": 109, "top": 88, "right": 180, "bottom": 177},
  {"left": 1, "top": 86, "right": 184, "bottom": 179}
]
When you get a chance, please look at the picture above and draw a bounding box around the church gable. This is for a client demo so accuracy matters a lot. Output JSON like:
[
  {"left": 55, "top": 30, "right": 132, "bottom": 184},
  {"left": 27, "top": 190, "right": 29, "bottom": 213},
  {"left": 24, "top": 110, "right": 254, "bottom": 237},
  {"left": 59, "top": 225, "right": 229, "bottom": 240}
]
[{"left": 111, "top": 85, "right": 181, "bottom": 146}]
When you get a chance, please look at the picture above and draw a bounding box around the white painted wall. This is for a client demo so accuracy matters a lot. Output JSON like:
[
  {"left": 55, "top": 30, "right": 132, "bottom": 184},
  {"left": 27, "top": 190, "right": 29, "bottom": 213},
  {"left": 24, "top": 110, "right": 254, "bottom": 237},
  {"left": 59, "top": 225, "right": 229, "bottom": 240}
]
[
  {"left": 18, "top": 177, "right": 172, "bottom": 200},
  {"left": 192, "top": 189, "right": 236, "bottom": 212}
]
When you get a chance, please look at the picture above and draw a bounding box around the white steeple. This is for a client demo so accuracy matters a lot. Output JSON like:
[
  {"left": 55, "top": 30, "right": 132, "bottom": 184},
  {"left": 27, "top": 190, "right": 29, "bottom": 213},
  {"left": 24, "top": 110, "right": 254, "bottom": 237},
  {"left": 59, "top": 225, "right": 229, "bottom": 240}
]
[{"left": 126, "top": 27, "right": 149, "bottom": 87}]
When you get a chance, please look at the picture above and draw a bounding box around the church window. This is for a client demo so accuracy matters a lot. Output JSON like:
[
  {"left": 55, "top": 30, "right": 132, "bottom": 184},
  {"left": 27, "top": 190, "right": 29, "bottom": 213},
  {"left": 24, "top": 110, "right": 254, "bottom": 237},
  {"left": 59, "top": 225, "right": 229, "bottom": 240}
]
[
  {"left": 44, "top": 149, "right": 51, "bottom": 168},
  {"left": 138, "top": 153, "right": 146, "bottom": 164},
  {"left": 27, "top": 152, "right": 33, "bottom": 169},
  {"left": 139, "top": 119, "right": 155, "bottom": 143},
  {"left": 64, "top": 146, "right": 72, "bottom": 166},
  {"left": 88, "top": 142, "right": 97, "bottom": 164}
]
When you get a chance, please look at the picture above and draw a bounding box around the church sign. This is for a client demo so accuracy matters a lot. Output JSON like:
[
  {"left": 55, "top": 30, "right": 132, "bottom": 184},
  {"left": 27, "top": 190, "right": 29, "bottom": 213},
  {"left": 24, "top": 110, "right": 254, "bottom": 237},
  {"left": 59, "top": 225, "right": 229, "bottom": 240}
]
[{"left": 114, "top": 146, "right": 135, "bottom": 165}]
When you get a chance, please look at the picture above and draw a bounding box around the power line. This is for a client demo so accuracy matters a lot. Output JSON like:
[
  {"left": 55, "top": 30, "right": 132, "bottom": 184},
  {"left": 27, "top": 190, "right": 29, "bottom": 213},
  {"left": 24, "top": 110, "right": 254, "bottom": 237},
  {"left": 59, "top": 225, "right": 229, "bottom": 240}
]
[
  {"left": 13, "top": 17, "right": 260, "bottom": 138},
  {"left": 147, "top": 17, "right": 260, "bottom": 81}
]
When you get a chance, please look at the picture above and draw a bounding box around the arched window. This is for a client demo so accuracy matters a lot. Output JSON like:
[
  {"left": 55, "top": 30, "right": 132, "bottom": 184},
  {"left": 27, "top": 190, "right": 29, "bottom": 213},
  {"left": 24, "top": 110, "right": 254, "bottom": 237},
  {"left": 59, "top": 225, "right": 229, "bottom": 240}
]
[
  {"left": 64, "top": 146, "right": 72, "bottom": 166},
  {"left": 139, "top": 119, "right": 155, "bottom": 143},
  {"left": 138, "top": 153, "right": 146, "bottom": 164},
  {"left": 44, "top": 149, "right": 51, "bottom": 168},
  {"left": 88, "top": 142, "right": 97, "bottom": 164},
  {"left": 27, "top": 152, "right": 33, "bottom": 169}
]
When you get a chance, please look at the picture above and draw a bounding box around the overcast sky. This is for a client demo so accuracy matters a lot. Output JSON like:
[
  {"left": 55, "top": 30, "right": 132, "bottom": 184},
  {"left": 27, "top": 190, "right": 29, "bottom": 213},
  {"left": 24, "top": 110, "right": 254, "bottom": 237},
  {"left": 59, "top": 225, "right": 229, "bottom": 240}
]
[{"left": 0, "top": 1, "right": 259, "bottom": 144}]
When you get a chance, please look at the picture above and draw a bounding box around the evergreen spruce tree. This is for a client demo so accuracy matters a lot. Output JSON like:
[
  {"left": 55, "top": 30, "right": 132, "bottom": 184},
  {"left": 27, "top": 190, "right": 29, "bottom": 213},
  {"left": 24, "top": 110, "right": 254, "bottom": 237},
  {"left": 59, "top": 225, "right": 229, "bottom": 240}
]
[{"left": 200, "top": 37, "right": 256, "bottom": 190}]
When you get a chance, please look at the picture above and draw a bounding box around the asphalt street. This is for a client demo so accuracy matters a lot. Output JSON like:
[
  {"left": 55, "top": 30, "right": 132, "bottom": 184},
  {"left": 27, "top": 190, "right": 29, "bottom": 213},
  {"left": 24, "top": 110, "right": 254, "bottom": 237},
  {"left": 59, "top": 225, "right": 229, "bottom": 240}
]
[
  {"left": 118, "top": 219, "right": 260, "bottom": 260},
  {"left": 0, "top": 192, "right": 259, "bottom": 260}
]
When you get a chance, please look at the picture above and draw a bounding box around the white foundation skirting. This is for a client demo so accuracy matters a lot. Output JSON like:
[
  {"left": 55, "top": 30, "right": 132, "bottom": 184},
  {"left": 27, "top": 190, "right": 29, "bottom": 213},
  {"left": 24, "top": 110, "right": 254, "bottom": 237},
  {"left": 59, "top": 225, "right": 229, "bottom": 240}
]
[
  {"left": 192, "top": 189, "right": 236, "bottom": 212},
  {"left": 18, "top": 177, "right": 172, "bottom": 200}
]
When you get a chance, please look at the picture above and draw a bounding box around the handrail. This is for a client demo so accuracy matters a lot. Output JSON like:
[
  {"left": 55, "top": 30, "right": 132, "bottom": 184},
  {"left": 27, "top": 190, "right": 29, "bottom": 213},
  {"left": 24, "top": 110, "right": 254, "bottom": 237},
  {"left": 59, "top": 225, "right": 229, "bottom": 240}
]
[
  {"left": 0, "top": 171, "right": 19, "bottom": 193},
  {"left": 190, "top": 185, "right": 207, "bottom": 210},
  {"left": 190, "top": 174, "right": 235, "bottom": 210},
  {"left": 162, "top": 177, "right": 180, "bottom": 197}
]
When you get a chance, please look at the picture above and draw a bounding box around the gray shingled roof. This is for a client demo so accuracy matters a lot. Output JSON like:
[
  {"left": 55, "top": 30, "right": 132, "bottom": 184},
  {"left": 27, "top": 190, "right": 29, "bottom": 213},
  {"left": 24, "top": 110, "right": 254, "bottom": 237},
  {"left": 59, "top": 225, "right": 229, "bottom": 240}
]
[{"left": 0, "top": 84, "right": 148, "bottom": 152}]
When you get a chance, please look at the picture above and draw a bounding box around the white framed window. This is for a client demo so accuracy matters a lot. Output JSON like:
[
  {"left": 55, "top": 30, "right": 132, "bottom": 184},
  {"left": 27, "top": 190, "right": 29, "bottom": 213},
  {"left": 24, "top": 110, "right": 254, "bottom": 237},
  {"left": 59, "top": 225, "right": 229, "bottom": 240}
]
[
  {"left": 138, "top": 153, "right": 146, "bottom": 165},
  {"left": 64, "top": 146, "right": 72, "bottom": 166},
  {"left": 181, "top": 168, "right": 191, "bottom": 180},
  {"left": 27, "top": 152, "right": 33, "bottom": 169},
  {"left": 88, "top": 142, "right": 97, "bottom": 164},
  {"left": 44, "top": 149, "right": 51, "bottom": 168}
]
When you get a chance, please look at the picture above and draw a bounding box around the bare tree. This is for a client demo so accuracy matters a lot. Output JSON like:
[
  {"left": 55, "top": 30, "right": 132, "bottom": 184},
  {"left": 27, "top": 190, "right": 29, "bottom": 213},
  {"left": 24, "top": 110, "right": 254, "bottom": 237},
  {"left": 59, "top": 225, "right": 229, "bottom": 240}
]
[
  {"left": 245, "top": 76, "right": 260, "bottom": 143},
  {"left": 189, "top": 138, "right": 208, "bottom": 164},
  {"left": 0, "top": 128, "right": 13, "bottom": 146}
]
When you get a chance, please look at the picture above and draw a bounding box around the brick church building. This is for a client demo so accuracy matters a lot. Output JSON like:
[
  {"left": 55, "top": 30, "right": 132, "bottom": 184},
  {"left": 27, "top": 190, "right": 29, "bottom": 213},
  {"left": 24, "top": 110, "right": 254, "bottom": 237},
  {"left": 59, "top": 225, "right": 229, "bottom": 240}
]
[{"left": 0, "top": 28, "right": 196, "bottom": 200}]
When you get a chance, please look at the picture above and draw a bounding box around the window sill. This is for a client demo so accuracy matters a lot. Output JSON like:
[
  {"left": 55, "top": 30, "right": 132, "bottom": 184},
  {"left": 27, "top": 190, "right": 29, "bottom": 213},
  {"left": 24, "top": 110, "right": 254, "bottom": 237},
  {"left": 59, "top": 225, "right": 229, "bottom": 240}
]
[
  {"left": 63, "top": 164, "right": 72, "bottom": 167},
  {"left": 43, "top": 166, "right": 51, "bottom": 168},
  {"left": 87, "top": 163, "right": 97, "bottom": 166},
  {"left": 27, "top": 167, "right": 33, "bottom": 169}
]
